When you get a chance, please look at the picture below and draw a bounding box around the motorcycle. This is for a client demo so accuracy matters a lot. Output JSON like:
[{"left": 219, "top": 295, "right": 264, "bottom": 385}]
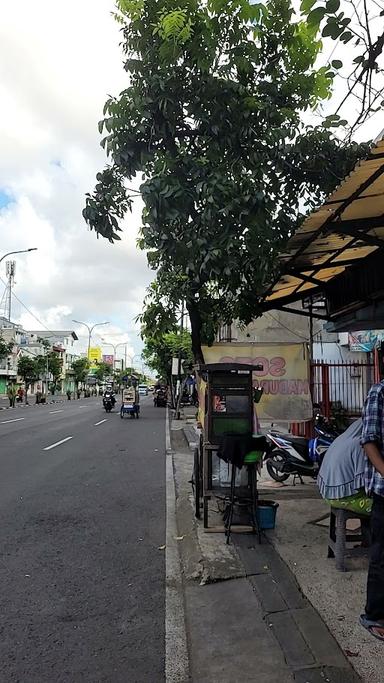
[
  {"left": 264, "top": 414, "right": 340, "bottom": 482},
  {"left": 154, "top": 389, "right": 167, "bottom": 407},
  {"left": 103, "top": 393, "right": 115, "bottom": 413}
]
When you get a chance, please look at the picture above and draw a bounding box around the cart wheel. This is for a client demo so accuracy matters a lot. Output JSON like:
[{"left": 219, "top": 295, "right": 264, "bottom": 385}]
[{"left": 193, "top": 448, "right": 201, "bottom": 519}]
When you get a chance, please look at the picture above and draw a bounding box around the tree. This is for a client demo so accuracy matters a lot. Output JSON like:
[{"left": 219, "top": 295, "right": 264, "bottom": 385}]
[
  {"left": 142, "top": 328, "right": 193, "bottom": 385},
  {"left": 0, "top": 334, "right": 13, "bottom": 362},
  {"left": 71, "top": 357, "right": 90, "bottom": 388},
  {"left": 47, "top": 351, "right": 63, "bottom": 393},
  {"left": 17, "top": 356, "right": 39, "bottom": 403},
  {"left": 93, "top": 361, "right": 113, "bottom": 384},
  {"left": 83, "top": 0, "right": 373, "bottom": 360}
]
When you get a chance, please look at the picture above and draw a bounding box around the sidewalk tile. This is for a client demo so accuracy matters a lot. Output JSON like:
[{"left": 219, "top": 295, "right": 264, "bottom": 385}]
[
  {"left": 249, "top": 573, "right": 288, "bottom": 614},
  {"left": 267, "top": 611, "right": 315, "bottom": 668},
  {"left": 292, "top": 607, "right": 352, "bottom": 670},
  {"left": 294, "top": 666, "right": 361, "bottom": 683}
]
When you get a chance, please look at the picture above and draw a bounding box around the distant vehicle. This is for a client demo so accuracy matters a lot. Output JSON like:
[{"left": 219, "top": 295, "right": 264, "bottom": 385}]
[{"left": 138, "top": 385, "right": 149, "bottom": 396}]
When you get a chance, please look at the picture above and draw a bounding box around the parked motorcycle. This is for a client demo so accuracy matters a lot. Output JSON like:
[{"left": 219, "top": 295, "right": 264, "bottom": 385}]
[{"left": 264, "top": 414, "right": 340, "bottom": 482}]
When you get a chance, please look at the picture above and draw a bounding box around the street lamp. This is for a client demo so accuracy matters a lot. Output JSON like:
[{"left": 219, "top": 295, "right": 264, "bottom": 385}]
[
  {"left": 0, "top": 248, "right": 38, "bottom": 266},
  {"left": 72, "top": 320, "right": 109, "bottom": 358},
  {"left": 100, "top": 339, "right": 130, "bottom": 370}
]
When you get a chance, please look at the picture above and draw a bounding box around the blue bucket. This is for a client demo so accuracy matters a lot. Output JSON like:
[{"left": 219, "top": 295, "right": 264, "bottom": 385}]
[{"left": 257, "top": 500, "right": 279, "bottom": 530}]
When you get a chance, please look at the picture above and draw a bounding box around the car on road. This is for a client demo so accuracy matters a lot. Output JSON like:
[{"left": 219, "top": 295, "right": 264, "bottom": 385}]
[{"left": 138, "top": 384, "right": 149, "bottom": 396}]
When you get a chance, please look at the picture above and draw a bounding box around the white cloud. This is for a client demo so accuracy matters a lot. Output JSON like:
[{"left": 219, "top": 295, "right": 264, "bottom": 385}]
[
  {"left": 0, "top": 0, "right": 382, "bottom": 361},
  {"left": 0, "top": 0, "right": 152, "bottom": 357}
]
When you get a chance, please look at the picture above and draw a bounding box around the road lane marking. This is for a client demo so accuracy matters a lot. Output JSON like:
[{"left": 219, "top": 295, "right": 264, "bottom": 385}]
[
  {"left": 1, "top": 417, "right": 25, "bottom": 424},
  {"left": 49, "top": 410, "right": 63, "bottom": 414},
  {"left": 79, "top": 406, "right": 89, "bottom": 409},
  {"left": 94, "top": 419, "right": 107, "bottom": 426},
  {"left": 43, "top": 436, "right": 73, "bottom": 451}
]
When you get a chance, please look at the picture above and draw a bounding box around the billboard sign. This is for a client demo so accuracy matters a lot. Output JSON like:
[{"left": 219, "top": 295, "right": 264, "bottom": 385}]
[
  {"left": 88, "top": 346, "right": 102, "bottom": 368},
  {"left": 201, "top": 342, "right": 312, "bottom": 422}
]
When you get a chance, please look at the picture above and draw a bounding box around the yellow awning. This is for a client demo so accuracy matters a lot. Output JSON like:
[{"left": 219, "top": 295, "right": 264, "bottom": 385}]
[{"left": 265, "top": 136, "right": 384, "bottom": 306}]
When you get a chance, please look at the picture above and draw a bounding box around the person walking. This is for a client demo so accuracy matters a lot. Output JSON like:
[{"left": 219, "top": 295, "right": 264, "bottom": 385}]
[
  {"left": 66, "top": 389, "right": 71, "bottom": 400},
  {"left": 360, "top": 379, "right": 384, "bottom": 641}
]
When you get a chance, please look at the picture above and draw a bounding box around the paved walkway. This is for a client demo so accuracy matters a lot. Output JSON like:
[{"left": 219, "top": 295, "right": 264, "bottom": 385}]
[{"left": 171, "top": 418, "right": 360, "bottom": 683}]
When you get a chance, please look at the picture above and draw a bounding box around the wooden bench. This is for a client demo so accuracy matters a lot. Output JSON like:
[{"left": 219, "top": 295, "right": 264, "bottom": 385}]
[{"left": 328, "top": 507, "right": 370, "bottom": 572}]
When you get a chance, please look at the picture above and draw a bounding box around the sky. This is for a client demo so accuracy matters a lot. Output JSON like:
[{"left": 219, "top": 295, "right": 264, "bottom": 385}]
[
  {"left": 0, "top": 1, "right": 382, "bottom": 362},
  {"left": 0, "top": 0, "right": 150, "bottom": 362}
]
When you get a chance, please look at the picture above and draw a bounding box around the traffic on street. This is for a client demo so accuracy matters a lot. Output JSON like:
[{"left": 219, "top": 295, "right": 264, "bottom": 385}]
[{"left": 0, "top": 396, "right": 166, "bottom": 683}]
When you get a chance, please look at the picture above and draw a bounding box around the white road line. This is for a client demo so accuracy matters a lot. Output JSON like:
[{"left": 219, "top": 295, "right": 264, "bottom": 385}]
[
  {"left": 165, "top": 408, "right": 189, "bottom": 682},
  {"left": 49, "top": 410, "right": 63, "bottom": 414},
  {"left": 79, "top": 406, "right": 88, "bottom": 409},
  {"left": 1, "top": 417, "right": 25, "bottom": 424},
  {"left": 43, "top": 436, "right": 73, "bottom": 451},
  {"left": 94, "top": 419, "right": 107, "bottom": 426}
]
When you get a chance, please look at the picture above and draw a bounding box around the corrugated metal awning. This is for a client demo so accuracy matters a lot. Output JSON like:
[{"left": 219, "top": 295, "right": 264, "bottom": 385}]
[{"left": 264, "top": 136, "right": 384, "bottom": 307}]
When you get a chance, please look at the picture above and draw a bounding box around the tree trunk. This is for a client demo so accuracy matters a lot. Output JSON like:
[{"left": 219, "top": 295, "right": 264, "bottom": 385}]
[{"left": 186, "top": 299, "right": 205, "bottom": 365}]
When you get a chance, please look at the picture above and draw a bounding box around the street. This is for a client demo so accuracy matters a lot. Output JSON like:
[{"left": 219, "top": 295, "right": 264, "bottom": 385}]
[{"left": 0, "top": 396, "right": 166, "bottom": 683}]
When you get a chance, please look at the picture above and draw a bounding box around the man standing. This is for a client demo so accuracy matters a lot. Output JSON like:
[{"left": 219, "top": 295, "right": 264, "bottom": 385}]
[
  {"left": 360, "top": 380, "right": 384, "bottom": 641},
  {"left": 7, "top": 382, "right": 16, "bottom": 408}
]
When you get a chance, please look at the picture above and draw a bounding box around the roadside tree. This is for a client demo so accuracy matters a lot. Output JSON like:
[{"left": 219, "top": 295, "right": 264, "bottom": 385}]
[
  {"left": 17, "top": 356, "right": 39, "bottom": 404},
  {"left": 0, "top": 334, "right": 13, "bottom": 361},
  {"left": 71, "top": 357, "right": 90, "bottom": 389},
  {"left": 84, "top": 0, "right": 381, "bottom": 360},
  {"left": 93, "top": 361, "right": 113, "bottom": 384}
]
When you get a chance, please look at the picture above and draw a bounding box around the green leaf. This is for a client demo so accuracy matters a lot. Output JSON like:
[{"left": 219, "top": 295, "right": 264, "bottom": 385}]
[
  {"left": 340, "top": 30, "right": 353, "bottom": 43},
  {"left": 300, "top": 0, "right": 317, "bottom": 12},
  {"left": 307, "top": 7, "right": 326, "bottom": 25},
  {"left": 331, "top": 59, "right": 342, "bottom": 69},
  {"left": 325, "top": 0, "right": 340, "bottom": 12}
]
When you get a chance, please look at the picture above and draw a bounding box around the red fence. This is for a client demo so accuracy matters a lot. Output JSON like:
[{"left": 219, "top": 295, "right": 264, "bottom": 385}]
[
  {"left": 291, "top": 358, "right": 377, "bottom": 437},
  {"left": 311, "top": 360, "right": 375, "bottom": 419}
]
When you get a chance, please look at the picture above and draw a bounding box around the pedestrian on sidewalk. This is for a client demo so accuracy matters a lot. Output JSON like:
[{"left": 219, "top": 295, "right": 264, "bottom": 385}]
[
  {"left": 7, "top": 382, "right": 16, "bottom": 408},
  {"left": 66, "top": 389, "right": 71, "bottom": 400},
  {"left": 360, "top": 379, "right": 384, "bottom": 641}
]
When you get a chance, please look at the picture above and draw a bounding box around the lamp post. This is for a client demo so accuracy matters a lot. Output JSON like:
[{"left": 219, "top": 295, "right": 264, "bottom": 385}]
[
  {"left": 72, "top": 320, "right": 109, "bottom": 359},
  {"left": 100, "top": 339, "right": 130, "bottom": 370},
  {"left": 0, "top": 248, "right": 38, "bottom": 266}
]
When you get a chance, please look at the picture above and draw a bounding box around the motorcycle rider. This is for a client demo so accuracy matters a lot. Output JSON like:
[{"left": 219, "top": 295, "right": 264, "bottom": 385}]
[{"left": 103, "top": 385, "right": 116, "bottom": 408}]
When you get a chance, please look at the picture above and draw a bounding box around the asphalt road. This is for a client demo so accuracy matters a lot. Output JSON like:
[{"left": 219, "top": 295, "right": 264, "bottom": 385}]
[{"left": 0, "top": 396, "right": 166, "bottom": 683}]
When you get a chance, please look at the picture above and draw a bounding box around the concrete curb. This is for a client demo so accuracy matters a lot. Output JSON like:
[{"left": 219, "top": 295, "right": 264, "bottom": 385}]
[{"left": 165, "top": 408, "right": 190, "bottom": 683}]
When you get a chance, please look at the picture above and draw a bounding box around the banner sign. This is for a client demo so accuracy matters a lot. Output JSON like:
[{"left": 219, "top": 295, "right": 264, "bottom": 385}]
[
  {"left": 201, "top": 343, "right": 312, "bottom": 422},
  {"left": 88, "top": 346, "right": 102, "bottom": 368},
  {"left": 102, "top": 354, "right": 114, "bottom": 366},
  {"left": 348, "top": 331, "right": 384, "bottom": 352}
]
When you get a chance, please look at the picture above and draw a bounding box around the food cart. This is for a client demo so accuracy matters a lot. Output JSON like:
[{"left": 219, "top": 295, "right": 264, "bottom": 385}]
[
  {"left": 120, "top": 386, "right": 140, "bottom": 419},
  {"left": 193, "top": 363, "right": 265, "bottom": 534}
]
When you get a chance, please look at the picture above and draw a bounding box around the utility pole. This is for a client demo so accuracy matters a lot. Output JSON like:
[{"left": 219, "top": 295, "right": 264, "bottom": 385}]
[
  {"left": 176, "top": 300, "right": 185, "bottom": 419},
  {"left": 5, "top": 261, "right": 15, "bottom": 322}
]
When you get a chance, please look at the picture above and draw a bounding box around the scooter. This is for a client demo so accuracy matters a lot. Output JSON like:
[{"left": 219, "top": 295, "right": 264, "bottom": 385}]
[{"left": 264, "top": 414, "right": 340, "bottom": 483}]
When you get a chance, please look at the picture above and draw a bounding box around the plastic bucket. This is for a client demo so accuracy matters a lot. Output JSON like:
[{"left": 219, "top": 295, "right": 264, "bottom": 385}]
[{"left": 257, "top": 500, "right": 279, "bottom": 530}]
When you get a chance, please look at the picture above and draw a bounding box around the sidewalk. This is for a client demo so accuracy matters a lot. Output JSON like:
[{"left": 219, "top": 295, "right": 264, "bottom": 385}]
[
  {"left": 170, "top": 414, "right": 363, "bottom": 683},
  {"left": 0, "top": 394, "right": 76, "bottom": 409}
]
